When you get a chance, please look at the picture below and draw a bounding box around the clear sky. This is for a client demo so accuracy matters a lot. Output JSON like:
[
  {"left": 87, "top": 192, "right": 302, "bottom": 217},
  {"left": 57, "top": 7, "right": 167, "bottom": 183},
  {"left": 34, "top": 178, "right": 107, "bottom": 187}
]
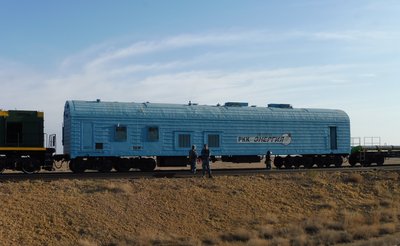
[{"left": 1, "top": 0, "right": 399, "bottom": 148}]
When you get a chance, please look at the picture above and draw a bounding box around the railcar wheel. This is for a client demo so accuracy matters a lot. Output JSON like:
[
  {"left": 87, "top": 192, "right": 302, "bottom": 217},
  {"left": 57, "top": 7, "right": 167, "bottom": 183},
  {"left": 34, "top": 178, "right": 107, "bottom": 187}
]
[
  {"left": 98, "top": 159, "right": 113, "bottom": 172},
  {"left": 362, "top": 161, "right": 371, "bottom": 167},
  {"left": 294, "top": 156, "right": 302, "bottom": 169},
  {"left": 348, "top": 154, "right": 358, "bottom": 167},
  {"left": 284, "top": 156, "right": 293, "bottom": 169},
  {"left": 115, "top": 159, "right": 131, "bottom": 172},
  {"left": 323, "top": 157, "right": 332, "bottom": 168},
  {"left": 138, "top": 158, "right": 157, "bottom": 172},
  {"left": 303, "top": 157, "right": 313, "bottom": 168},
  {"left": 21, "top": 158, "right": 39, "bottom": 174},
  {"left": 376, "top": 155, "right": 384, "bottom": 166},
  {"left": 115, "top": 165, "right": 130, "bottom": 172},
  {"left": 274, "top": 156, "right": 283, "bottom": 169},
  {"left": 334, "top": 156, "right": 343, "bottom": 167},
  {"left": 69, "top": 160, "right": 86, "bottom": 173},
  {"left": 304, "top": 162, "right": 312, "bottom": 169},
  {"left": 315, "top": 157, "right": 324, "bottom": 168}
]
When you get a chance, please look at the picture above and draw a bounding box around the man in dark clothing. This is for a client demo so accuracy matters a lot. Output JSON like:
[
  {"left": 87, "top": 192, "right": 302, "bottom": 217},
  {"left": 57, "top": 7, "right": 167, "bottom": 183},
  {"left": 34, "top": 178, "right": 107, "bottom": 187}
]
[
  {"left": 189, "top": 145, "right": 198, "bottom": 174},
  {"left": 265, "top": 150, "right": 272, "bottom": 170},
  {"left": 201, "top": 144, "right": 212, "bottom": 178}
]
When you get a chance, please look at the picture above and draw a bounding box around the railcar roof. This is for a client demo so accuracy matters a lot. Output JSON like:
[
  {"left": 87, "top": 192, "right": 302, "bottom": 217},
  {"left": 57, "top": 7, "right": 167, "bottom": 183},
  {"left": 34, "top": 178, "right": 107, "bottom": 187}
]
[{"left": 65, "top": 100, "right": 349, "bottom": 122}]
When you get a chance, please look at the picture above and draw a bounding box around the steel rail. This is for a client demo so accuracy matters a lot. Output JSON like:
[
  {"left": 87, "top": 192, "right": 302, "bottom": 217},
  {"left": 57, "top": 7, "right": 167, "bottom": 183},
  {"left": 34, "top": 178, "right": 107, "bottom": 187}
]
[{"left": 1, "top": 164, "right": 400, "bottom": 182}]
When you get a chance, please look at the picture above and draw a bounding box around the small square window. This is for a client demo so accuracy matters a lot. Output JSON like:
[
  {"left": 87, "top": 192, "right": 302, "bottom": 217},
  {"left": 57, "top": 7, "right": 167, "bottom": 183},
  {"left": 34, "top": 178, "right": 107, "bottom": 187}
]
[
  {"left": 208, "top": 134, "right": 220, "bottom": 148},
  {"left": 148, "top": 126, "right": 159, "bottom": 141},
  {"left": 115, "top": 125, "right": 127, "bottom": 141},
  {"left": 95, "top": 143, "right": 103, "bottom": 150},
  {"left": 178, "top": 134, "right": 191, "bottom": 148}
]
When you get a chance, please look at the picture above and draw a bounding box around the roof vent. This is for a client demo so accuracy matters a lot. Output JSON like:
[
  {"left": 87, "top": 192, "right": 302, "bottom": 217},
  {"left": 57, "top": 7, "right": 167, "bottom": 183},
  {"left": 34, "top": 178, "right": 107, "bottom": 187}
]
[
  {"left": 224, "top": 102, "right": 249, "bottom": 107},
  {"left": 268, "top": 104, "right": 293, "bottom": 109},
  {"left": 96, "top": 99, "right": 101, "bottom": 103}
]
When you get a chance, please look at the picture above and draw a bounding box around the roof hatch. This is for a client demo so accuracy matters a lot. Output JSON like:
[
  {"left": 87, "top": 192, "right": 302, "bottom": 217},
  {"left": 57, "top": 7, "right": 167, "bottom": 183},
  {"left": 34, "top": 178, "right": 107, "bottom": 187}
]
[
  {"left": 224, "top": 102, "right": 249, "bottom": 107},
  {"left": 268, "top": 104, "right": 293, "bottom": 109}
]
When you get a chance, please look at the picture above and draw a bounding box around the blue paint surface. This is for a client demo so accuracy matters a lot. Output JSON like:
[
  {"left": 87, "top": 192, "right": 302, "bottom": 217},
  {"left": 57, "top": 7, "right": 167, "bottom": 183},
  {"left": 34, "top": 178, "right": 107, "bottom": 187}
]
[{"left": 63, "top": 100, "right": 350, "bottom": 159}]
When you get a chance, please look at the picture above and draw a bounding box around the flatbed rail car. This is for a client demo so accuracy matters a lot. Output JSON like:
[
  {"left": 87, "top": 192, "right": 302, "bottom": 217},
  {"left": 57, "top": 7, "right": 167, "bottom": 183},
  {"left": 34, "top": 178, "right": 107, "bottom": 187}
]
[
  {"left": 349, "top": 145, "right": 400, "bottom": 166},
  {"left": 61, "top": 100, "right": 350, "bottom": 172},
  {"left": 0, "top": 110, "right": 55, "bottom": 173}
]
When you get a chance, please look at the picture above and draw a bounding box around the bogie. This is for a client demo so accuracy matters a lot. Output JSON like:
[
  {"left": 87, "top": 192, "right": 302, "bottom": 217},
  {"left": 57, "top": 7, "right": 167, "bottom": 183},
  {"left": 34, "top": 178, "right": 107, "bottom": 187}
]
[
  {"left": 114, "top": 158, "right": 132, "bottom": 172},
  {"left": 272, "top": 155, "right": 344, "bottom": 170},
  {"left": 136, "top": 158, "right": 157, "bottom": 172},
  {"left": 348, "top": 152, "right": 386, "bottom": 167},
  {"left": 274, "top": 156, "right": 284, "bottom": 169}
]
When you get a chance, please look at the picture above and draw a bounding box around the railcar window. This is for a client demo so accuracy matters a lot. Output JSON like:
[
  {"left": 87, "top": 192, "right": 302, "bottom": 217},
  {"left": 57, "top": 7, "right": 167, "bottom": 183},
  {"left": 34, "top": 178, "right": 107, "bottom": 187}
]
[
  {"left": 208, "top": 134, "right": 220, "bottom": 148},
  {"left": 148, "top": 127, "right": 159, "bottom": 141},
  {"left": 178, "top": 134, "right": 191, "bottom": 148},
  {"left": 95, "top": 143, "right": 103, "bottom": 150},
  {"left": 115, "top": 125, "right": 127, "bottom": 142}
]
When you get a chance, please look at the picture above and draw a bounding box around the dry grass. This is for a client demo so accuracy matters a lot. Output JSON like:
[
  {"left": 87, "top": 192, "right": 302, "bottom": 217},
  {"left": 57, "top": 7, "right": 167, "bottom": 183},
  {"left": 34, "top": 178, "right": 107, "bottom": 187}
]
[
  {"left": 379, "top": 209, "right": 397, "bottom": 223},
  {"left": 341, "top": 210, "right": 366, "bottom": 229},
  {"left": 344, "top": 173, "right": 364, "bottom": 183},
  {"left": 318, "top": 200, "right": 337, "bottom": 210},
  {"left": 386, "top": 172, "right": 399, "bottom": 181},
  {"left": 220, "top": 229, "right": 253, "bottom": 243},
  {"left": 315, "top": 229, "right": 353, "bottom": 244},
  {"left": 379, "top": 199, "right": 393, "bottom": 208},
  {"left": 289, "top": 234, "right": 308, "bottom": 246},
  {"left": 258, "top": 225, "right": 274, "bottom": 240},
  {"left": 379, "top": 223, "right": 397, "bottom": 235},
  {"left": 0, "top": 170, "right": 399, "bottom": 245},
  {"left": 264, "top": 213, "right": 279, "bottom": 225},
  {"left": 351, "top": 225, "right": 380, "bottom": 240},
  {"left": 303, "top": 218, "right": 323, "bottom": 235},
  {"left": 78, "top": 239, "right": 98, "bottom": 246},
  {"left": 246, "top": 238, "right": 269, "bottom": 246}
]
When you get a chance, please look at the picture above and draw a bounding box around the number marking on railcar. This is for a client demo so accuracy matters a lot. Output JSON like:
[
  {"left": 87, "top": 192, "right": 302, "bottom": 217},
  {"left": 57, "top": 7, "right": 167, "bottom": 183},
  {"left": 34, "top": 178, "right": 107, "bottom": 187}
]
[{"left": 237, "top": 134, "right": 292, "bottom": 145}]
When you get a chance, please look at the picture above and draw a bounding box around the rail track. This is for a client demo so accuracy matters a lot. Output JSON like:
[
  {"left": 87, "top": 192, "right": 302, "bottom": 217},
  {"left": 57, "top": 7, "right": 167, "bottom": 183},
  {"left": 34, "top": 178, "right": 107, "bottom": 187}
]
[{"left": 1, "top": 164, "right": 400, "bottom": 182}]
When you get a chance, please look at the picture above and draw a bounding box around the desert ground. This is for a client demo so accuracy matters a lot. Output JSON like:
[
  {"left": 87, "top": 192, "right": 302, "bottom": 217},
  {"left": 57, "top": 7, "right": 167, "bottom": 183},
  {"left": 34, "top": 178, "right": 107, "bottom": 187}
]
[{"left": 0, "top": 164, "right": 400, "bottom": 246}]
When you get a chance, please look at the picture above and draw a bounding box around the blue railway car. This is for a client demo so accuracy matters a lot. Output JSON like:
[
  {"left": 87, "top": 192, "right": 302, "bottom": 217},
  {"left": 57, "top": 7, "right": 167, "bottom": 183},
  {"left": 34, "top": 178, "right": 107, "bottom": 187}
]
[{"left": 62, "top": 100, "right": 350, "bottom": 172}]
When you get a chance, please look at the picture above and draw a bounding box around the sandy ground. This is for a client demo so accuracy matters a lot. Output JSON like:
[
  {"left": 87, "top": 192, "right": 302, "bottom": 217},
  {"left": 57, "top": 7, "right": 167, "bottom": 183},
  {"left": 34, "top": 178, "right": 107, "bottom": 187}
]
[{"left": 0, "top": 169, "right": 399, "bottom": 245}]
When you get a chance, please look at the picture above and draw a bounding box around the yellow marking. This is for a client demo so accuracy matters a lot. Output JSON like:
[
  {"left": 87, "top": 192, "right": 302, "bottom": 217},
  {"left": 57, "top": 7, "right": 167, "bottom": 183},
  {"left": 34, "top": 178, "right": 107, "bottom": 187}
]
[
  {"left": 0, "top": 147, "right": 47, "bottom": 151},
  {"left": 37, "top": 112, "right": 44, "bottom": 118},
  {"left": 0, "top": 111, "right": 9, "bottom": 117}
]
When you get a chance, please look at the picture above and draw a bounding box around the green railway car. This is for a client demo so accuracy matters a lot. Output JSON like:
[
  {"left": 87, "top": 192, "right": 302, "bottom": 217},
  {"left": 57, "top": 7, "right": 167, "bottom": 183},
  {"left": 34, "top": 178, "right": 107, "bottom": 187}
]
[{"left": 0, "top": 110, "right": 54, "bottom": 173}]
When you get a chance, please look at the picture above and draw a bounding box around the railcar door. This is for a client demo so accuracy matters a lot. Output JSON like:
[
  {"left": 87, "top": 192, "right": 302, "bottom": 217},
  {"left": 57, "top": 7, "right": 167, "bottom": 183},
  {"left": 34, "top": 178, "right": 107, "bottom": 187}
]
[
  {"left": 6, "top": 122, "right": 23, "bottom": 146},
  {"left": 82, "top": 122, "right": 93, "bottom": 150},
  {"left": 329, "top": 126, "right": 338, "bottom": 150}
]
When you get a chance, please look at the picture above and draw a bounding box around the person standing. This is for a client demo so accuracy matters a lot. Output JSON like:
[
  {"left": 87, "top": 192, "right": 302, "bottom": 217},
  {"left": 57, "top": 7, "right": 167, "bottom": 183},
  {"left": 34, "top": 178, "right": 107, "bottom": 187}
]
[
  {"left": 189, "top": 145, "right": 198, "bottom": 174},
  {"left": 265, "top": 150, "right": 272, "bottom": 170},
  {"left": 201, "top": 144, "right": 212, "bottom": 178}
]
